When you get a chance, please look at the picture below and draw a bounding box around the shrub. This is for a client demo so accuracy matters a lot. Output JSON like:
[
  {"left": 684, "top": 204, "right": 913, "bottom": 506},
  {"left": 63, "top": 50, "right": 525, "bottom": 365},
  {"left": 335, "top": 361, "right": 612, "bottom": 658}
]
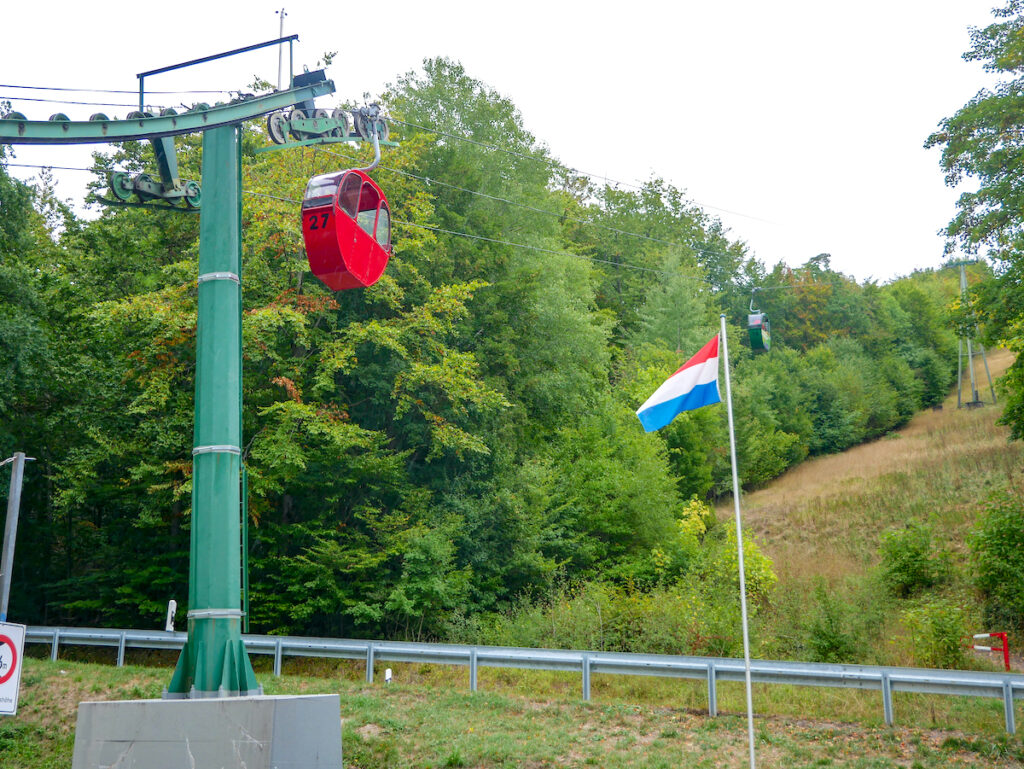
[
  {"left": 698, "top": 527, "right": 777, "bottom": 607},
  {"left": 652, "top": 497, "right": 715, "bottom": 583},
  {"left": 879, "top": 521, "right": 947, "bottom": 598},
  {"left": 969, "top": 491, "right": 1024, "bottom": 633},
  {"left": 805, "top": 581, "right": 859, "bottom": 663},
  {"left": 903, "top": 598, "right": 968, "bottom": 669},
  {"left": 466, "top": 580, "right": 747, "bottom": 657}
]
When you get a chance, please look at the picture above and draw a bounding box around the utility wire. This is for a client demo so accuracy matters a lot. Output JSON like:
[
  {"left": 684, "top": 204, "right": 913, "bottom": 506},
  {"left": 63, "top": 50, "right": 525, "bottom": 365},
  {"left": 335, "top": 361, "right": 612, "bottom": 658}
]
[
  {"left": 391, "top": 117, "right": 778, "bottom": 224},
  {"left": 1, "top": 95, "right": 172, "bottom": 109},
  {"left": 0, "top": 83, "right": 233, "bottom": 95},
  {"left": 1, "top": 163, "right": 706, "bottom": 280},
  {"left": 243, "top": 189, "right": 686, "bottom": 278},
  {"left": 314, "top": 145, "right": 743, "bottom": 263},
  {"left": 6, "top": 163, "right": 101, "bottom": 173}
]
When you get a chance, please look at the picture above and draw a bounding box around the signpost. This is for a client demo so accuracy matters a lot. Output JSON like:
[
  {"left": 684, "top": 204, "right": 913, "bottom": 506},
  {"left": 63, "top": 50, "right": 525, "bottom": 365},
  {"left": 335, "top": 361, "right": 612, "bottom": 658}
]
[
  {"left": 1, "top": 452, "right": 33, "bottom": 623},
  {"left": 0, "top": 621, "right": 26, "bottom": 716}
]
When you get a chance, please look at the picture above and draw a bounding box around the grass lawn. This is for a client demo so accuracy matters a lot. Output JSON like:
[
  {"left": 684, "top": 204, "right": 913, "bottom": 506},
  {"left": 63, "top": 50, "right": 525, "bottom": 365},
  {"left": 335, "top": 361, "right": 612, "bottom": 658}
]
[{"left": 3, "top": 657, "right": 1024, "bottom": 768}]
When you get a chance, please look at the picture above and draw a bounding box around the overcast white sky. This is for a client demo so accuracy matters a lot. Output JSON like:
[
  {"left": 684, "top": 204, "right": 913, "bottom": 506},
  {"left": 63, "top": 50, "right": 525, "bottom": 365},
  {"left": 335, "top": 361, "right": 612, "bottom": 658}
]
[{"left": 3, "top": 0, "right": 1001, "bottom": 282}]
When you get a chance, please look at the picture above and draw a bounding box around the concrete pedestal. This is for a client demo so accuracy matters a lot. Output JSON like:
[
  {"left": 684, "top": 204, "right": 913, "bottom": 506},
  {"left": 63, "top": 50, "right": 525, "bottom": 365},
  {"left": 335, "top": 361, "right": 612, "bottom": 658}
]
[{"left": 71, "top": 694, "right": 342, "bottom": 769}]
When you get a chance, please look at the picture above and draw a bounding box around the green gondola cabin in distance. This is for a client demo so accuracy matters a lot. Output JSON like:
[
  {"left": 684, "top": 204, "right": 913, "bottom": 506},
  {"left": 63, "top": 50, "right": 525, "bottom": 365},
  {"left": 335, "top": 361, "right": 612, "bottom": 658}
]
[{"left": 748, "top": 312, "right": 771, "bottom": 351}]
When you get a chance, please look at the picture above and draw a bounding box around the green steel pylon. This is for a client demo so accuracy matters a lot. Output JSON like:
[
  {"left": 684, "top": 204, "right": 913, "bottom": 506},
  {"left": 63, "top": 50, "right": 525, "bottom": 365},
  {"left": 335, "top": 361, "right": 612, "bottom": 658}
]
[
  {"left": 167, "top": 124, "right": 259, "bottom": 697},
  {"left": 2, "top": 60, "right": 335, "bottom": 698}
]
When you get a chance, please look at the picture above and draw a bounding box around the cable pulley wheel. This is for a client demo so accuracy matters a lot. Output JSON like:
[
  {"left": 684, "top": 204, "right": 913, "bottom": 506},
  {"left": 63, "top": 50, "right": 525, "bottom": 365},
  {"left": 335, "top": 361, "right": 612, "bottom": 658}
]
[
  {"left": 288, "top": 109, "right": 307, "bottom": 140},
  {"left": 353, "top": 109, "right": 388, "bottom": 142},
  {"left": 184, "top": 180, "right": 202, "bottom": 209},
  {"left": 266, "top": 112, "right": 288, "bottom": 144},
  {"left": 351, "top": 109, "right": 366, "bottom": 140},
  {"left": 108, "top": 172, "right": 133, "bottom": 202},
  {"left": 331, "top": 109, "right": 350, "bottom": 138}
]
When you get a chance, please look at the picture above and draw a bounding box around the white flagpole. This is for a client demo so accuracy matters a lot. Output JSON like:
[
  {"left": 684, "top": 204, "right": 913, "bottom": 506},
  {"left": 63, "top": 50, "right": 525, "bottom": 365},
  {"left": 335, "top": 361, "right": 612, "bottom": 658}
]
[{"left": 720, "top": 313, "right": 757, "bottom": 769}]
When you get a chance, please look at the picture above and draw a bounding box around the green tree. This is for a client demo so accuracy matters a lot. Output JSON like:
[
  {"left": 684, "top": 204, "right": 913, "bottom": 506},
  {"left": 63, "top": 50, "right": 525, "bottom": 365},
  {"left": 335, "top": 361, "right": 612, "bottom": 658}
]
[{"left": 926, "top": 1, "right": 1024, "bottom": 437}]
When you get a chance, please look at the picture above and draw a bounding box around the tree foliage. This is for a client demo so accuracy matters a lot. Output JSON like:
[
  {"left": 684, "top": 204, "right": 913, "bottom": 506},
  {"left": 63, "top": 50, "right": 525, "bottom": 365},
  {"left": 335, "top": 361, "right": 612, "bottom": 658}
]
[
  {"left": 926, "top": 0, "right": 1024, "bottom": 437},
  {"left": 0, "top": 58, "right": 964, "bottom": 643}
]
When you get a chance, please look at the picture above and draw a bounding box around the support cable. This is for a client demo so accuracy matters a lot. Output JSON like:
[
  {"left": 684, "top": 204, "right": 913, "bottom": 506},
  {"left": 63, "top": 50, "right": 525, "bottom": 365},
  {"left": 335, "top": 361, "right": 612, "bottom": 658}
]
[
  {"left": 313, "top": 146, "right": 743, "bottom": 263},
  {"left": 390, "top": 117, "right": 777, "bottom": 223},
  {"left": 0, "top": 83, "right": 234, "bottom": 95},
  {"left": 244, "top": 189, "right": 686, "bottom": 277},
  {"left": 1, "top": 95, "right": 174, "bottom": 109},
  {"left": 6, "top": 157, "right": 729, "bottom": 283}
]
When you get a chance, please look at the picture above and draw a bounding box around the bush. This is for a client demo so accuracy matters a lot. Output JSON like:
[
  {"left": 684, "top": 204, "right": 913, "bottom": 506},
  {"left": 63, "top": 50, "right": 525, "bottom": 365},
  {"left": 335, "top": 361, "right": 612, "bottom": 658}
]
[
  {"left": 969, "top": 491, "right": 1024, "bottom": 633},
  {"left": 466, "top": 580, "right": 747, "bottom": 657},
  {"left": 879, "top": 521, "right": 947, "bottom": 598},
  {"left": 698, "top": 527, "right": 777, "bottom": 607},
  {"left": 903, "top": 598, "right": 968, "bottom": 669},
  {"left": 805, "top": 581, "right": 859, "bottom": 663}
]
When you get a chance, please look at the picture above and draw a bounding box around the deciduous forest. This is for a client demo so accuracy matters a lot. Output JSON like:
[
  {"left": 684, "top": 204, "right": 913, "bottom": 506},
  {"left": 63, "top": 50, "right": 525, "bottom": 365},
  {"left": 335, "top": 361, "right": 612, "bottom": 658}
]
[{"left": 1, "top": 24, "right": 1022, "bottom": 662}]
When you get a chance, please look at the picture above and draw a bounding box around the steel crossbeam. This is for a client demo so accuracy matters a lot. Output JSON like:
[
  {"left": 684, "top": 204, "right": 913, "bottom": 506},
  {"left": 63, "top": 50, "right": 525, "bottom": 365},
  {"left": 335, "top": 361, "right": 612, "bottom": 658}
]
[{"left": 0, "top": 83, "right": 334, "bottom": 145}]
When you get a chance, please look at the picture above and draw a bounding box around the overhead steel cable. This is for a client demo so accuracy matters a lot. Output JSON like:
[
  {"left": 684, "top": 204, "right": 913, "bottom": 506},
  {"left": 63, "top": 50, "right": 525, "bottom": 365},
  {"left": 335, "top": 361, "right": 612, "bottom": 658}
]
[
  {"left": 1, "top": 95, "right": 174, "bottom": 109},
  {"left": 4, "top": 82, "right": 774, "bottom": 223},
  {"left": 0, "top": 163, "right": 705, "bottom": 280},
  {"left": 6, "top": 163, "right": 101, "bottom": 173},
  {"left": 243, "top": 189, "right": 687, "bottom": 278},
  {"left": 390, "top": 117, "right": 778, "bottom": 224},
  {"left": 5, "top": 157, "right": 720, "bottom": 279},
  {"left": 313, "top": 145, "right": 742, "bottom": 262},
  {"left": 392, "top": 116, "right": 651, "bottom": 196},
  {"left": 393, "top": 219, "right": 668, "bottom": 274},
  {"left": 0, "top": 83, "right": 234, "bottom": 95}
]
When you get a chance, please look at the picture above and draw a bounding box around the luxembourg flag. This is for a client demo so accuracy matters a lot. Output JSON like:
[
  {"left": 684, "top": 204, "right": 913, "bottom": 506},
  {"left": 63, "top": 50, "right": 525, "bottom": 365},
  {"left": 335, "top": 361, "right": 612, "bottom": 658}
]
[{"left": 636, "top": 335, "right": 722, "bottom": 432}]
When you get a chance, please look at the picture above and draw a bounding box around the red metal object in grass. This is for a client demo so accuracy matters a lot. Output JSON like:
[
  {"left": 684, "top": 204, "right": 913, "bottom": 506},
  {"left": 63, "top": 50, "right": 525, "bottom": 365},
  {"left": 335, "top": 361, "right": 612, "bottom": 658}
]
[
  {"left": 969, "top": 632, "right": 1010, "bottom": 671},
  {"left": 302, "top": 168, "right": 391, "bottom": 290}
]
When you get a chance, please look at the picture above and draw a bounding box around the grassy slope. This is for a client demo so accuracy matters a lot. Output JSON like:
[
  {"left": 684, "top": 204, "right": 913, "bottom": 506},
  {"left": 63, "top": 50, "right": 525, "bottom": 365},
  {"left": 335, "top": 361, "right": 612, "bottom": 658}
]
[
  {"left": 735, "top": 348, "right": 1021, "bottom": 585},
  {"left": 726, "top": 348, "right": 1024, "bottom": 669}
]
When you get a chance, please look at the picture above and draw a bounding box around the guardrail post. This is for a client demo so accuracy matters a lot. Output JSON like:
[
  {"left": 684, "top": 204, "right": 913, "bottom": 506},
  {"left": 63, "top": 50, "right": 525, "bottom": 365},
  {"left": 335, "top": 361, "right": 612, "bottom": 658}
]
[
  {"left": 366, "top": 644, "right": 375, "bottom": 683},
  {"left": 707, "top": 663, "right": 718, "bottom": 717},
  {"left": 274, "top": 638, "right": 283, "bottom": 677},
  {"left": 582, "top": 654, "right": 591, "bottom": 701},
  {"left": 881, "top": 673, "right": 893, "bottom": 727},
  {"left": 1004, "top": 681, "right": 1016, "bottom": 734},
  {"left": 117, "top": 631, "right": 127, "bottom": 667},
  {"left": 470, "top": 647, "right": 478, "bottom": 692},
  {"left": 50, "top": 629, "right": 59, "bottom": 661}
]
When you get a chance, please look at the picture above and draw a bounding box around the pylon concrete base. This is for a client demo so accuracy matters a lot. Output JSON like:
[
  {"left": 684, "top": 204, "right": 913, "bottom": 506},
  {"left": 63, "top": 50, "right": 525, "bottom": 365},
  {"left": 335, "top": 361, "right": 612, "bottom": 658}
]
[{"left": 71, "top": 694, "right": 342, "bottom": 769}]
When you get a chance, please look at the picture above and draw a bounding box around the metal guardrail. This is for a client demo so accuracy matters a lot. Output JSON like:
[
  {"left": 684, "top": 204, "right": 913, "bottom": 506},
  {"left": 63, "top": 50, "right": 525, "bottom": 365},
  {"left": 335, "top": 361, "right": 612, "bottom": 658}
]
[{"left": 26, "top": 625, "right": 1024, "bottom": 733}]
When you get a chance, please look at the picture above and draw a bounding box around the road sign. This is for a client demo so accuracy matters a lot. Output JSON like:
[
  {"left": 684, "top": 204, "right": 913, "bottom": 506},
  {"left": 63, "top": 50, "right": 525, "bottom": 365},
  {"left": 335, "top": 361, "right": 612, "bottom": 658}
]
[{"left": 0, "top": 621, "right": 26, "bottom": 715}]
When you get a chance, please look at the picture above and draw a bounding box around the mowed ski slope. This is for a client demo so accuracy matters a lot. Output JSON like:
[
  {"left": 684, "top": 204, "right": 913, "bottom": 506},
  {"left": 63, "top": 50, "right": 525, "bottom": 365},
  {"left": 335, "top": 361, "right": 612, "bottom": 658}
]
[{"left": 727, "top": 348, "right": 1021, "bottom": 582}]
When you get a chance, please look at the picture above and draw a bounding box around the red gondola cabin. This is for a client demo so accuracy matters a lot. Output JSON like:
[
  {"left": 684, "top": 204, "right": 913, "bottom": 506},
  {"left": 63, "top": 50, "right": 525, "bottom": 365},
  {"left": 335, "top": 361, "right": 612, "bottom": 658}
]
[{"left": 302, "top": 169, "right": 392, "bottom": 290}]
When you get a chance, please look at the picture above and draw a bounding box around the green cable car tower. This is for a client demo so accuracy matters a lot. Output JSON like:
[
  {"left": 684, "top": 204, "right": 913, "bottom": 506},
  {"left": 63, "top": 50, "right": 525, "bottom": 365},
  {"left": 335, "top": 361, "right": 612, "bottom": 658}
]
[
  {"left": 1, "top": 38, "right": 342, "bottom": 699},
  {"left": 4, "top": 38, "right": 397, "bottom": 767}
]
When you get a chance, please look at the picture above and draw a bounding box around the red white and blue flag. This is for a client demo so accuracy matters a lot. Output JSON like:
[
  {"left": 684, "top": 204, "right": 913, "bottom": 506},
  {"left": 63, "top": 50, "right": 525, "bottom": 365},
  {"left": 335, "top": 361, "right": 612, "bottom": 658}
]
[{"left": 636, "top": 334, "right": 721, "bottom": 431}]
